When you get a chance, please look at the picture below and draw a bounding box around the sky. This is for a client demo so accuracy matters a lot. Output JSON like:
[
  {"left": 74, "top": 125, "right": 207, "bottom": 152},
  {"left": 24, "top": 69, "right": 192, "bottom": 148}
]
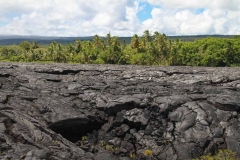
[{"left": 0, "top": 0, "right": 240, "bottom": 37}]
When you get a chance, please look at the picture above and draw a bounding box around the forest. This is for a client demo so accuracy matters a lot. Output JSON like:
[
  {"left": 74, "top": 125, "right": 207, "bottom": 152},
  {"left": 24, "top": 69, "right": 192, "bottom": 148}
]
[{"left": 0, "top": 30, "right": 240, "bottom": 67}]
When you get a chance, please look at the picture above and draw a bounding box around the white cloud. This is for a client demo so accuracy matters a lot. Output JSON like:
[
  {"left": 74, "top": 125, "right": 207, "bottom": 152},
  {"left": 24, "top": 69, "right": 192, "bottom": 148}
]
[
  {"left": 0, "top": 0, "right": 240, "bottom": 36},
  {"left": 0, "top": 0, "right": 139, "bottom": 36},
  {"left": 146, "top": 0, "right": 240, "bottom": 10},
  {"left": 136, "top": 0, "right": 240, "bottom": 35}
]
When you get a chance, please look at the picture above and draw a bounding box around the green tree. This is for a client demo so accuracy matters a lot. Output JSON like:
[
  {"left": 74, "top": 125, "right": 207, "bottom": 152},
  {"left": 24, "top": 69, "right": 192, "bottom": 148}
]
[
  {"left": 93, "top": 35, "right": 104, "bottom": 48},
  {"left": 48, "top": 42, "right": 66, "bottom": 62},
  {"left": 106, "top": 32, "right": 112, "bottom": 46},
  {"left": 19, "top": 41, "right": 32, "bottom": 52},
  {"left": 32, "top": 41, "right": 39, "bottom": 49},
  {"left": 74, "top": 39, "right": 81, "bottom": 54},
  {"left": 131, "top": 34, "right": 140, "bottom": 50},
  {"left": 143, "top": 30, "right": 152, "bottom": 43}
]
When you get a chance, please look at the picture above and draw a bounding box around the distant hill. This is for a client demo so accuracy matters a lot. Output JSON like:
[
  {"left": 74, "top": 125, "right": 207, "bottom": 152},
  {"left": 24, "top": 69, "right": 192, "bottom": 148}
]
[
  {"left": 0, "top": 35, "right": 94, "bottom": 45},
  {"left": 168, "top": 35, "right": 235, "bottom": 41},
  {"left": 0, "top": 35, "right": 236, "bottom": 46}
]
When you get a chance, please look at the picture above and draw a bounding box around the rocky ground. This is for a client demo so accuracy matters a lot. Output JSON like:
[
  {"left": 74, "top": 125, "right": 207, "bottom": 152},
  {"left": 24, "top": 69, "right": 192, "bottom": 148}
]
[{"left": 0, "top": 63, "right": 240, "bottom": 160}]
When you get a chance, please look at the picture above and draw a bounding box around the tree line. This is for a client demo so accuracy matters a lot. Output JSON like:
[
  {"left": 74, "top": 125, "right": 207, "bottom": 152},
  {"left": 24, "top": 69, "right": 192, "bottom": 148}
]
[{"left": 0, "top": 31, "right": 240, "bottom": 67}]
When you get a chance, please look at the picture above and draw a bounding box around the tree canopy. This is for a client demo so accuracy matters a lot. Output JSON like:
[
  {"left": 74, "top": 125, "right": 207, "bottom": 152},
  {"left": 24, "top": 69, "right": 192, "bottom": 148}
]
[{"left": 0, "top": 31, "right": 240, "bottom": 67}]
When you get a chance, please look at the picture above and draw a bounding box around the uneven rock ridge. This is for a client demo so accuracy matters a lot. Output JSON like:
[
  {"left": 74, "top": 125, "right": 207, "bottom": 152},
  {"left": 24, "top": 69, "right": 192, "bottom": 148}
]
[{"left": 0, "top": 63, "right": 240, "bottom": 160}]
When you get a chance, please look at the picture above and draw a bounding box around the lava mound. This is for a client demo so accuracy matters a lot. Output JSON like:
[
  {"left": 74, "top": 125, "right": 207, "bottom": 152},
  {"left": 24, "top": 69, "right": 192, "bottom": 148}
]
[{"left": 0, "top": 63, "right": 240, "bottom": 160}]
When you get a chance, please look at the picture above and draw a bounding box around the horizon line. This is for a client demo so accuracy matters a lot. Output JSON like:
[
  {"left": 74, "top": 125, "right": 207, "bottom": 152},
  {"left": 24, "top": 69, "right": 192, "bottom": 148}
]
[{"left": 0, "top": 34, "right": 237, "bottom": 38}]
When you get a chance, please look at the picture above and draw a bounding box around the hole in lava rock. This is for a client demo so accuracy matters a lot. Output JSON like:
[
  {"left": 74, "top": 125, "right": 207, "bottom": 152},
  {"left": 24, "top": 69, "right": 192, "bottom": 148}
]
[{"left": 49, "top": 118, "right": 106, "bottom": 143}]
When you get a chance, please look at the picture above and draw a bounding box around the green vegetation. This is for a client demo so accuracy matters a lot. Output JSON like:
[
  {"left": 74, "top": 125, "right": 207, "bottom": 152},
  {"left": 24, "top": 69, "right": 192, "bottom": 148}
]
[
  {"left": 98, "top": 140, "right": 120, "bottom": 154},
  {"left": 144, "top": 149, "right": 153, "bottom": 157},
  {"left": 130, "top": 153, "right": 136, "bottom": 159},
  {"left": 81, "top": 136, "right": 87, "bottom": 141},
  {"left": 1, "top": 31, "right": 240, "bottom": 67},
  {"left": 194, "top": 149, "right": 238, "bottom": 160}
]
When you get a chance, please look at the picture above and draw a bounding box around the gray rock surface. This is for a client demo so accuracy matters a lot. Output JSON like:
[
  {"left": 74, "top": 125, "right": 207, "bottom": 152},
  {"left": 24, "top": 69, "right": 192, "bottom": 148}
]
[{"left": 0, "top": 63, "right": 240, "bottom": 160}]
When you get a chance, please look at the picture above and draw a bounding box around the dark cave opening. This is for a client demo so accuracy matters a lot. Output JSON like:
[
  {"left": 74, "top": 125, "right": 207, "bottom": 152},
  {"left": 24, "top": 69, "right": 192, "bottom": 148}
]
[{"left": 49, "top": 118, "right": 106, "bottom": 143}]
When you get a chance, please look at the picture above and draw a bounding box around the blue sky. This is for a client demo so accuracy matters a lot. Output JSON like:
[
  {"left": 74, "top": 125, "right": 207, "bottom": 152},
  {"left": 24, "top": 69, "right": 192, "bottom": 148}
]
[
  {"left": 0, "top": 0, "right": 239, "bottom": 36},
  {"left": 137, "top": 2, "right": 153, "bottom": 22},
  {"left": 196, "top": 8, "right": 205, "bottom": 14}
]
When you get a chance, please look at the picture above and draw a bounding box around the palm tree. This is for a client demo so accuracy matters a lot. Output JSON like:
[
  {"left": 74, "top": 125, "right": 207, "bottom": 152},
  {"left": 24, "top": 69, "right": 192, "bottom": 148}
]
[
  {"left": 48, "top": 42, "right": 66, "bottom": 62},
  {"left": 153, "top": 31, "right": 162, "bottom": 60},
  {"left": 74, "top": 39, "right": 81, "bottom": 53},
  {"left": 131, "top": 34, "right": 140, "bottom": 50},
  {"left": 142, "top": 30, "right": 152, "bottom": 56},
  {"left": 32, "top": 41, "right": 39, "bottom": 49},
  {"left": 66, "top": 44, "right": 75, "bottom": 62},
  {"left": 82, "top": 41, "right": 93, "bottom": 63},
  {"left": 153, "top": 32, "right": 170, "bottom": 65},
  {"left": 93, "top": 35, "right": 104, "bottom": 49},
  {"left": 106, "top": 32, "right": 112, "bottom": 46},
  {"left": 110, "top": 36, "right": 121, "bottom": 64},
  {"left": 143, "top": 30, "right": 152, "bottom": 43}
]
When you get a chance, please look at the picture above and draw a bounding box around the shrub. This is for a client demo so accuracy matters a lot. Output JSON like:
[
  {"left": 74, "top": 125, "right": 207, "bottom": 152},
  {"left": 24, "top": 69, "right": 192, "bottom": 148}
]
[
  {"left": 195, "top": 149, "right": 237, "bottom": 160},
  {"left": 130, "top": 153, "right": 136, "bottom": 159},
  {"left": 105, "top": 144, "right": 114, "bottom": 152},
  {"left": 81, "top": 136, "right": 87, "bottom": 141},
  {"left": 144, "top": 149, "right": 153, "bottom": 157}
]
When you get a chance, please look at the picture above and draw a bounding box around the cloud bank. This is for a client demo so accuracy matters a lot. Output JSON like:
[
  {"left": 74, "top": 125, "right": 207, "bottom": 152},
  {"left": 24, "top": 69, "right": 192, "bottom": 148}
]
[{"left": 0, "top": 0, "right": 239, "bottom": 36}]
